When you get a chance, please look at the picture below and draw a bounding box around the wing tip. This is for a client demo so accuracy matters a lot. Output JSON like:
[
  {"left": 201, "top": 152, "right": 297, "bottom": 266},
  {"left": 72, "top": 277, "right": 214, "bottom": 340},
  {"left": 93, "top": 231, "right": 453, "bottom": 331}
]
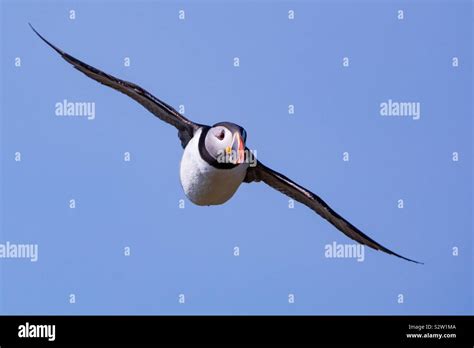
[
  {"left": 29, "top": 23, "right": 64, "bottom": 56},
  {"left": 399, "top": 255, "right": 424, "bottom": 265},
  {"left": 386, "top": 249, "right": 423, "bottom": 265}
]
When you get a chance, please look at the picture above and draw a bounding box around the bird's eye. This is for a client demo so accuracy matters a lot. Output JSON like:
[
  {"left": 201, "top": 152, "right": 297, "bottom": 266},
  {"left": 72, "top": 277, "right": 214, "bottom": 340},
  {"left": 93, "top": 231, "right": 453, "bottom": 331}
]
[{"left": 217, "top": 130, "right": 225, "bottom": 140}]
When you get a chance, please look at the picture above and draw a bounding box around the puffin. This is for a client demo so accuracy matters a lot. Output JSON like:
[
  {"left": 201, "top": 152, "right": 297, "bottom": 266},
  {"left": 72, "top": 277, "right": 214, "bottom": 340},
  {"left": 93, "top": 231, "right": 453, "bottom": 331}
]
[{"left": 30, "top": 24, "right": 421, "bottom": 264}]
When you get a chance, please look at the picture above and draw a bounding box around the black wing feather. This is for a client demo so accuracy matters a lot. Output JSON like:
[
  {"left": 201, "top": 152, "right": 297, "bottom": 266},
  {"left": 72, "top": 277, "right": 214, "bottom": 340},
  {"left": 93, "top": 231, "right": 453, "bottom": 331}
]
[
  {"left": 30, "top": 23, "right": 201, "bottom": 148},
  {"left": 245, "top": 162, "right": 422, "bottom": 264}
]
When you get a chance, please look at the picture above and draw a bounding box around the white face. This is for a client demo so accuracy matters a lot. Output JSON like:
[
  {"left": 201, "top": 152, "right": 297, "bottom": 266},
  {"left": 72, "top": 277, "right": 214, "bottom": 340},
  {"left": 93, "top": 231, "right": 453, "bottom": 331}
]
[{"left": 204, "top": 126, "right": 245, "bottom": 164}]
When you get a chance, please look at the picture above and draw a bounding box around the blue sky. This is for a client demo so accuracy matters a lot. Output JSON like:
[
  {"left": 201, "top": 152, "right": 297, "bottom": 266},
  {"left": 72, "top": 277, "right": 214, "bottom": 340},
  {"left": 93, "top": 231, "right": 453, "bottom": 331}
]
[{"left": 0, "top": 0, "right": 472, "bottom": 314}]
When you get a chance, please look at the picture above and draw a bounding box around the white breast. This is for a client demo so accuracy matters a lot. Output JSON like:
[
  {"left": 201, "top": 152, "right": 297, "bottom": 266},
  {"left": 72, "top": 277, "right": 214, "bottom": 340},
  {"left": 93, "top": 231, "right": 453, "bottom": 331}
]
[{"left": 179, "top": 128, "right": 249, "bottom": 206}]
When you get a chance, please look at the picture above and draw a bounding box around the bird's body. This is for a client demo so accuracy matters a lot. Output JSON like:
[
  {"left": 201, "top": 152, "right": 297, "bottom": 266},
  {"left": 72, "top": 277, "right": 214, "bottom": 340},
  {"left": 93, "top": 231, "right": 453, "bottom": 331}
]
[
  {"left": 180, "top": 127, "right": 249, "bottom": 205},
  {"left": 30, "top": 23, "right": 421, "bottom": 264}
]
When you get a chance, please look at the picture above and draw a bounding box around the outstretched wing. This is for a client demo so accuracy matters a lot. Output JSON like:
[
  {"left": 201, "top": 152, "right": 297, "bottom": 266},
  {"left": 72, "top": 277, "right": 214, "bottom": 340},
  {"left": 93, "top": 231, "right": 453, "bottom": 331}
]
[
  {"left": 30, "top": 24, "right": 201, "bottom": 148},
  {"left": 245, "top": 162, "right": 422, "bottom": 264}
]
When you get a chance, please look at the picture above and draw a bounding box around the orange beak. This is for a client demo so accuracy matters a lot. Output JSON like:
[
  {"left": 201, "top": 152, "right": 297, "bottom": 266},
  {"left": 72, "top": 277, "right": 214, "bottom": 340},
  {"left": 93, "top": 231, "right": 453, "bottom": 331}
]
[{"left": 231, "top": 132, "right": 245, "bottom": 164}]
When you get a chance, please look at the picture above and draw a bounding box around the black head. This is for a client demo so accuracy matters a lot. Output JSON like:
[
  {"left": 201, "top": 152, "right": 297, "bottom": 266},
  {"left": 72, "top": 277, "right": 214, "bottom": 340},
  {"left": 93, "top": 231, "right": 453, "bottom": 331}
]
[
  {"left": 212, "top": 122, "right": 247, "bottom": 143},
  {"left": 198, "top": 122, "right": 248, "bottom": 169}
]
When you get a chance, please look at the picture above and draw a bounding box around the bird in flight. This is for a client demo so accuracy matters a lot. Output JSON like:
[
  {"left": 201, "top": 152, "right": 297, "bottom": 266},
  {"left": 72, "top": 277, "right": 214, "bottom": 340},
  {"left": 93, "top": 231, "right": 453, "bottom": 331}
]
[{"left": 30, "top": 24, "right": 421, "bottom": 264}]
